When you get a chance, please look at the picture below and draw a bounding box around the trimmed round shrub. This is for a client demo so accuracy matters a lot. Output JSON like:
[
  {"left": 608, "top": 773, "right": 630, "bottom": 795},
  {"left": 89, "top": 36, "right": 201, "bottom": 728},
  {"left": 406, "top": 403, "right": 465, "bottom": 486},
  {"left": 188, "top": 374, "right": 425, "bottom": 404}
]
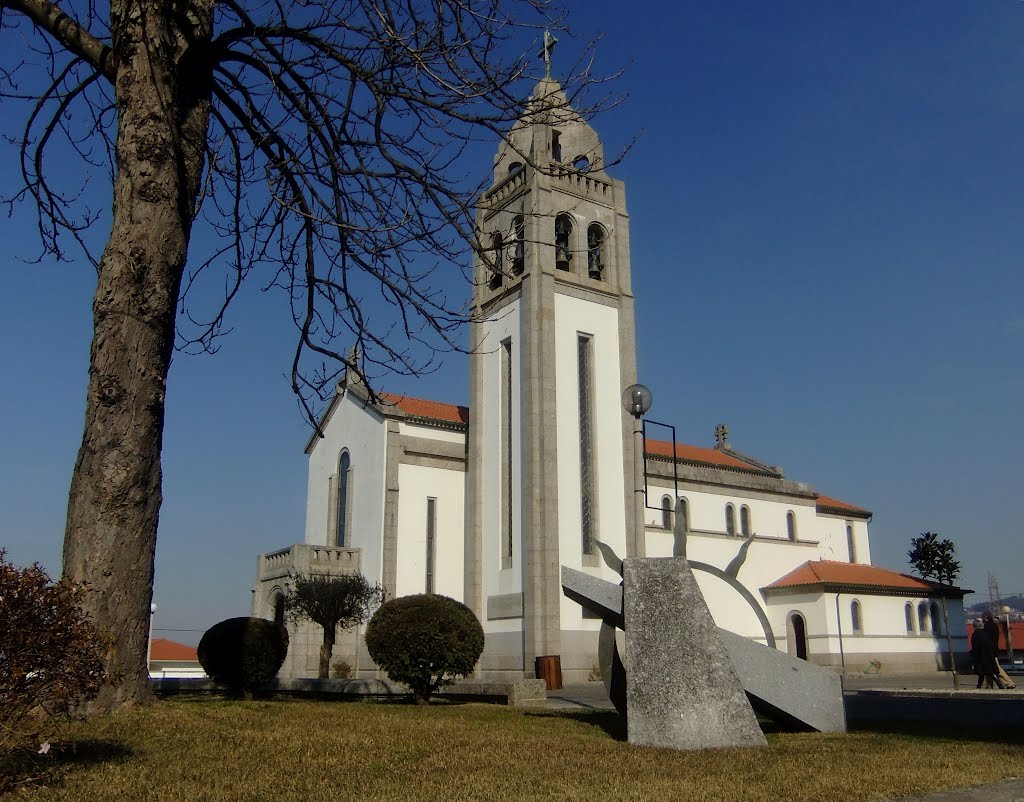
[
  {"left": 364, "top": 594, "right": 484, "bottom": 704},
  {"left": 198, "top": 617, "right": 288, "bottom": 698}
]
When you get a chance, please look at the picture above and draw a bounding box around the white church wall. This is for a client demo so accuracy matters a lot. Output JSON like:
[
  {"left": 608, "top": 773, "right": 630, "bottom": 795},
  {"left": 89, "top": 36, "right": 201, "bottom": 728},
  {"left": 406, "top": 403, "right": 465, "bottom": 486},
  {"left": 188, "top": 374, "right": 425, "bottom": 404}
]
[
  {"left": 304, "top": 392, "right": 387, "bottom": 585},
  {"left": 398, "top": 421, "right": 465, "bottom": 444},
  {"left": 477, "top": 301, "right": 524, "bottom": 627},
  {"left": 394, "top": 462, "right": 465, "bottom": 600},
  {"left": 553, "top": 293, "right": 628, "bottom": 629},
  {"left": 815, "top": 513, "right": 871, "bottom": 564}
]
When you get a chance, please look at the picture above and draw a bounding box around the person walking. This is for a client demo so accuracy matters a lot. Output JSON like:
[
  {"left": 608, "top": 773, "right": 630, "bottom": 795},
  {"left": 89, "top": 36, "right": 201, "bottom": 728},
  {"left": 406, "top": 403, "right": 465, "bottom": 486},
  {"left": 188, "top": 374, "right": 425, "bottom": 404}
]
[
  {"left": 983, "top": 611, "right": 1017, "bottom": 690},
  {"left": 973, "top": 617, "right": 1006, "bottom": 690}
]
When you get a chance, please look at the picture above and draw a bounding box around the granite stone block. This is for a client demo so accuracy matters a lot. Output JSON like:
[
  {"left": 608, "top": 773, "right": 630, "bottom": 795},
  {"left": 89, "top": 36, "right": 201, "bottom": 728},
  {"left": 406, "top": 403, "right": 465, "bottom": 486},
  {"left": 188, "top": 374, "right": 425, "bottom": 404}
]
[{"left": 623, "top": 557, "right": 767, "bottom": 750}]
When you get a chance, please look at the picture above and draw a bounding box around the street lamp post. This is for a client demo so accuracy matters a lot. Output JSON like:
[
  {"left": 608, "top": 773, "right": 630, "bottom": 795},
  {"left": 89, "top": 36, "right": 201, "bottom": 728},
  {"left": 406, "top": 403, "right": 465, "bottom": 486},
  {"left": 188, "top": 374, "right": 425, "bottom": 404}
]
[
  {"left": 1002, "top": 605, "right": 1015, "bottom": 663},
  {"left": 622, "top": 384, "right": 652, "bottom": 557}
]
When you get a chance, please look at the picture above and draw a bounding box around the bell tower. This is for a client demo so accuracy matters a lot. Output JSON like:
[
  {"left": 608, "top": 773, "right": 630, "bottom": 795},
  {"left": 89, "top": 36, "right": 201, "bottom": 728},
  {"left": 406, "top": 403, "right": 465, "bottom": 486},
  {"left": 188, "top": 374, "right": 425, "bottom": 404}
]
[{"left": 464, "top": 77, "right": 642, "bottom": 681}]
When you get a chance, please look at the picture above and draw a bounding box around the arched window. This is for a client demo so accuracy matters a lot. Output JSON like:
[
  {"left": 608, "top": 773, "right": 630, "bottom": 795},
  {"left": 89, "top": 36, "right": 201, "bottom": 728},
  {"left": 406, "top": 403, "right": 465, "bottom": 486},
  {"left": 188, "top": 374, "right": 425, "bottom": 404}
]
[
  {"left": 512, "top": 215, "right": 525, "bottom": 275},
  {"left": 488, "top": 232, "right": 504, "bottom": 289},
  {"left": 551, "top": 130, "right": 562, "bottom": 162},
  {"left": 661, "top": 495, "right": 673, "bottom": 529},
  {"left": 905, "top": 603, "right": 915, "bottom": 634},
  {"left": 740, "top": 505, "right": 751, "bottom": 536},
  {"left": 851, "top": 600, "right": 862, "bottom": 633},
  {"left": 788, "top": 612, "right": 808, "bottom": 661},
  {"left": 930, "top": 602, "right": 942, "bottom": 635},
  {"left": 846, "top": 522, "right": 857, "bottom": 563},
  {"left": 918, "top": 601, "right": 929, "bottom": 634},
  {"left": 555, "top": 214, "right": 573, "bottom": 271},
  {"left": 587, "top": 224, "right": 605, "bottom": 280},
  {"left": 508, "top": 161, "right": 523, "bottom": 175},
  {"left": 786, "top": 511, "right": 797, "bottom": 542},
  {"left": 678, "top": 498, "right": 690, "bottom": 533},
  {"left": 573, "top": 155, "right": 591, "bottom": 172},
  {"left": 725, "top": 503, "right": 736, "bottom": 536},
  {"left": 272, "top": 593, "right": 285, "bottom": 627},
  {"left": 337, "top": 451, "right": 351, "bottom": 547}
]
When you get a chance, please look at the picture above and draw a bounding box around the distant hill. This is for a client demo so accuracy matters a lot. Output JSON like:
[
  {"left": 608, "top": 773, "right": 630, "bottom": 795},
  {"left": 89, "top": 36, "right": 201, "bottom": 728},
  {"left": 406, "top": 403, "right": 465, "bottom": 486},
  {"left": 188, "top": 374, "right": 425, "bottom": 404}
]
[{"left": 965, "top": 595, "right": 1024, "bottom": 620}]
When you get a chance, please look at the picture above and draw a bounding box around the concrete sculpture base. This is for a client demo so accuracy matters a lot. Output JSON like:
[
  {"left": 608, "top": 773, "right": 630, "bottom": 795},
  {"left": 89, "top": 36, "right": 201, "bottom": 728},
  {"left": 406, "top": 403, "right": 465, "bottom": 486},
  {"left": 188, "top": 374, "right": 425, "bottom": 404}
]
[{"left": 623, "top": 558, "right": 767, "bottom": 750}]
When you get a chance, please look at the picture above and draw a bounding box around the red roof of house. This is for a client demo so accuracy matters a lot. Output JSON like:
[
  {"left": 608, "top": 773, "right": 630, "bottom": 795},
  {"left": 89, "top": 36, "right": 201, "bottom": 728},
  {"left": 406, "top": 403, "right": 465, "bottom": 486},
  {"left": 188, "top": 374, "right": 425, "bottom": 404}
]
[
  {"left": 765, "top": 560, "right": 965, "bottom": 595},
  {"left": 815, "top": 494, "right": 868, "bottom": 514},
  {"left": 378, "top": 392, "right": 469, "bottom": 425},
  {"left": 149, "top": 638, "right": 199, "bottom": 662},
  {"left": 645, "top": 438, "right": 766, "bottom": 472}
]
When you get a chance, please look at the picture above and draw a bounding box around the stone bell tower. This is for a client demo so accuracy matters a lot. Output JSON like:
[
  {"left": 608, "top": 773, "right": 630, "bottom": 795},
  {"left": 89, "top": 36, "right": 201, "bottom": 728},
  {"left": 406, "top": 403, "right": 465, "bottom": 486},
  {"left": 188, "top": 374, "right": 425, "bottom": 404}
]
[{"left": 464, "top": 74, "right": 643, "bottom": 681}]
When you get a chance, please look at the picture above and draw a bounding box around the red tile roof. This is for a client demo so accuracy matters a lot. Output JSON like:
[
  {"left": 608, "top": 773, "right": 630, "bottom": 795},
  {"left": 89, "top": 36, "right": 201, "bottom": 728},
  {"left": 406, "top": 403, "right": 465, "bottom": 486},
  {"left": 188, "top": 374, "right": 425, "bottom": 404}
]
[
  {"left": 815, "top": 494, "right": 868, "bottom": 514},
  {"left": 645, "top": 438, "right": 767, "bottom": 472},
  {"left": 765, "top": 560, "right": 966, "bottom": 596},
  {"left": 149, "top": 638, "right": 199, "bottom": 662},
  {"left": 378, "top": 392, "right": 469, "bottom": 426}
]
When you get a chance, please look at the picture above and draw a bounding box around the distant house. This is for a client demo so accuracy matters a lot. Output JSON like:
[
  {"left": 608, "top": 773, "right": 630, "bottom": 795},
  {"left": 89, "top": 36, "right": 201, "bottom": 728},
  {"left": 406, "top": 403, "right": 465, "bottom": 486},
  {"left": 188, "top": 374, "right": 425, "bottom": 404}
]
[{"left": 149, "top": 638, "right": 206, "bottom": 679}]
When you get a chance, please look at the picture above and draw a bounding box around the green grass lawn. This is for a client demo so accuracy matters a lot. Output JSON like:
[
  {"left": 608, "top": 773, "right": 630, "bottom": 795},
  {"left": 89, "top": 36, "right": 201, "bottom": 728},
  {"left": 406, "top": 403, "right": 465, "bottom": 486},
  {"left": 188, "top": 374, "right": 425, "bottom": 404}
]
[{"left": 4, "top": 698, "right": 1024, "bottom": 801}]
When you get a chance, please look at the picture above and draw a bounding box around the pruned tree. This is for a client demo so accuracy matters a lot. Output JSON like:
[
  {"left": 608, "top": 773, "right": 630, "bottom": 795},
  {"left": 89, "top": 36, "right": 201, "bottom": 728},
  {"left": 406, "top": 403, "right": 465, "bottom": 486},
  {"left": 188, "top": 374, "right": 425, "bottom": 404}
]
[
  {"left": 908, "top": 532, "right": 961, "bottom": 586},
  {"left": 0, "top": 0, "right": 615, "bottom": 712},
  {"left": 285, "top": 572, "right": 384, "bottom": 679},
  {"left": 908, "top": 531, "right": 962, "bottom": 687}
]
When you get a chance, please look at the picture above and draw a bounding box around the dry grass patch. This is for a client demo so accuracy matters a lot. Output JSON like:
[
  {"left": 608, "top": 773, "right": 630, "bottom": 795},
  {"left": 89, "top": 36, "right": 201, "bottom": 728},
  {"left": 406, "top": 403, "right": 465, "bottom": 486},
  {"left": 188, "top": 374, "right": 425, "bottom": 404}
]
[{"left": 5, "top": 698, "right": 1023, "bottom": 801}]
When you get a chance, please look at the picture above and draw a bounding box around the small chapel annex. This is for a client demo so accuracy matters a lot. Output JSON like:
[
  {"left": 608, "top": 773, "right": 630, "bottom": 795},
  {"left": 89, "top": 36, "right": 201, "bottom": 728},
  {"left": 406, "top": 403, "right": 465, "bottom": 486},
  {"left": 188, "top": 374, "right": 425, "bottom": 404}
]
[{"left": 252, "top": 76, "right": 969, "bottom": 681}]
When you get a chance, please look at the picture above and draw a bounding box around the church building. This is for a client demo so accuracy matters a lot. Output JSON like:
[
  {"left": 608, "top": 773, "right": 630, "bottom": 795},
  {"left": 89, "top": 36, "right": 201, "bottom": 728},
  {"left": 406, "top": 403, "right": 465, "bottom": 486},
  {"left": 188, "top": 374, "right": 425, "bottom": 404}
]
[{"left": 253, "top": 77, "right": 969, "bottom": 681}]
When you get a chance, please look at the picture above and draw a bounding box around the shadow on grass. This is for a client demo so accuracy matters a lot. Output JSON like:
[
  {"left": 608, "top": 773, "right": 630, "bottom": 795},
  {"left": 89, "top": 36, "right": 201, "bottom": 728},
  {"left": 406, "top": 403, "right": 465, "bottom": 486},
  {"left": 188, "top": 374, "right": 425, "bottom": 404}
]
[
  {"left": 847, "top": 719, "right": 1024, "bottom": 745},
  {"left": 526, "top": 708, "right": 628, "bottom": 741},
  {"left": 1, "top": 739, "right": 133, "bottom": 794}
]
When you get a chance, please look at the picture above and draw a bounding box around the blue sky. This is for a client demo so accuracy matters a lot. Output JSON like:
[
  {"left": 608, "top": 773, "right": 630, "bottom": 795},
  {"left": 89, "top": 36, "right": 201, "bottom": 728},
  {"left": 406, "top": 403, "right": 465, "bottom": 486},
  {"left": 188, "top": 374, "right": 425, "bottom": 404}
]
[{"left": 2, "top": 2, "right": 1023, "bottom": 643}]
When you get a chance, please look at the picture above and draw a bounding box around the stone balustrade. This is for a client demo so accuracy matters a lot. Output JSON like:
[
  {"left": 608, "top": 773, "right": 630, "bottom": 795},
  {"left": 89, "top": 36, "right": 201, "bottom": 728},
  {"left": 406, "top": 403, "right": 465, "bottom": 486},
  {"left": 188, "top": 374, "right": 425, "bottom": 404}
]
[{"left": 258, "top": 543, "right": 361, "bottom": 581}]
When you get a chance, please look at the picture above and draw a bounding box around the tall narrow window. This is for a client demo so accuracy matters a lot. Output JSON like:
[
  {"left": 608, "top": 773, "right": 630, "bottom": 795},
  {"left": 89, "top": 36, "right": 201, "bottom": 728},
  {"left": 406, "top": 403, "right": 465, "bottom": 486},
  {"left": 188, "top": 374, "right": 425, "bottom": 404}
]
[
  {"left": 337, "top": 451, "right": 350, "bottom": 547},
  {"left": 488, "top": 232, "right": 503, "bottom": 290},
  {"left": 905, "top": 603, "right": 915, "bottom": 633},
  {"left": 661, "top": 495, "right": 673, "bottom": 529},
  {"left": 512, "top": 215, "right": 525, "bottom": 275},
  {"left": 725, "top": 503, "right": 736, "bottom": 536},
  {"left": 578, "top": 335, "right": 595, "bottom": 555},
  {"left": 740, "top": 505, "right": 751, "bottom": 536},
  {"left": 678, "top": 498, "right": 689, "bottom": 533},
  {"left": 846, "top": 522, "right": 856, "bottom": 563},
  {"left": 425, "top": 497, "right": 436, "bottom": 594},
  {"left": 918, "top": 602, "right": 929, "bottom": 633},
  {"left": 930, "top": 602, "right": 941, "bottom": 636},
  {"left": 501, "top": 339, "right": 513, "bottom": 568},
  {"left": 787, "top": 511, "right": 797, "bottom": 542},
  {"left": 587, "top": 224, "right": 605, "bottom": 279},
  {"left": 851, "top": 600, "right": 863, "bottom": 633},
  {"left": 555, "top": 214, "right": 572, "bottom": 271},
  {"left": 551, "top": 130, "right": 562, "bottom": 162},
  {"left": 273, "top": 593, "right": 285, "bottom": 627}
]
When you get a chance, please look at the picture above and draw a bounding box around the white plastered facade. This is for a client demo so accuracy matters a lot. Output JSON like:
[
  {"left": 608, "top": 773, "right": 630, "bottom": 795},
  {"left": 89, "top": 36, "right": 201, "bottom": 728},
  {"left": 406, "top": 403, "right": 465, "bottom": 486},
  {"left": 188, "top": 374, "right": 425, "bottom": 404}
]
[{"left": 253, "top": 78, "right": 968, "bottom": 680}]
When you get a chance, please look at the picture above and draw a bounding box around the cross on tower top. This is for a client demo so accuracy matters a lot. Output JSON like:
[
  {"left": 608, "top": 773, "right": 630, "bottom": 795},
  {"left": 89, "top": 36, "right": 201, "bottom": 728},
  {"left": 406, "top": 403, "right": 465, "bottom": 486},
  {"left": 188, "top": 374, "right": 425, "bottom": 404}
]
[
  {"left": 714, "top": 423, "right": 730, "bottom": 448},
  {"left": 537, "top": 30, "right": 558, "bottom": 80}
]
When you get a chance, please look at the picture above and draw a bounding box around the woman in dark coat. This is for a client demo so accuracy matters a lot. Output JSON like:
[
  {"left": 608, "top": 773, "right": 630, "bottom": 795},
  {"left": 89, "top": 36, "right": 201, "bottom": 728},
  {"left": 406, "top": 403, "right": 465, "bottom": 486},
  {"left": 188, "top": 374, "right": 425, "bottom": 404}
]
[{"left": 972, "top": 617, "right": 1005, "bottom": 689}]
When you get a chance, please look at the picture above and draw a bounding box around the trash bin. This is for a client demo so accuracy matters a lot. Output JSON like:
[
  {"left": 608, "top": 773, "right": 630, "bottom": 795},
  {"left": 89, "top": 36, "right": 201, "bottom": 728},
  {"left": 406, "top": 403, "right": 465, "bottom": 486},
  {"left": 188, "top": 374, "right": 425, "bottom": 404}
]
[{"left": 535, "top": 654, "right": 562, "bottom": 690}]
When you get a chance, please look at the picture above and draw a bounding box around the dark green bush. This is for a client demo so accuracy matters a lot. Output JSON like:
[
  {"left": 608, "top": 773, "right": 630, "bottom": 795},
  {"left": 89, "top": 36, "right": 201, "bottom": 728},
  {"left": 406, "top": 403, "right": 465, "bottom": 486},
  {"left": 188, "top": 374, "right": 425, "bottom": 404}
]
[
  {"left": 197, "top": 617, "right": 288, "bottom": 698},
  {"left": 364, "top": 594, "right": 484, "bottom": 704}
]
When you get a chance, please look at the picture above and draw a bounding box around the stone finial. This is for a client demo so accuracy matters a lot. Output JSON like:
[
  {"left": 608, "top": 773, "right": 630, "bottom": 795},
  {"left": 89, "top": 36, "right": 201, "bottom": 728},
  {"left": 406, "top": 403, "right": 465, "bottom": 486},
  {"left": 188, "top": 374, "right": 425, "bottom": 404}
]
[{"left": 714, "top": 423, "right": 729, "bottom": 449}]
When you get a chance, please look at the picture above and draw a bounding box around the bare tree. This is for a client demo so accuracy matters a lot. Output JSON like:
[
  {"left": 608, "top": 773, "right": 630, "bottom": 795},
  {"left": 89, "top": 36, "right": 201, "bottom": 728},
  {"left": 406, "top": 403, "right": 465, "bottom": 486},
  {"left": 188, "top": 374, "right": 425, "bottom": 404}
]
[{"left": 0, "top": 0, "right": 612, "bottom": 712}]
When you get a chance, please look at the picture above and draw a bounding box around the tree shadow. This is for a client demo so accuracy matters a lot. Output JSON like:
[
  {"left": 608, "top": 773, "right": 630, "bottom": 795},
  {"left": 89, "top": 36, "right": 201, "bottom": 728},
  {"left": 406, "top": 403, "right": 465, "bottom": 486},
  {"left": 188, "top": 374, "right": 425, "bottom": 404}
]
[
  {"left": 1, "top": 739, "right": 133, "bottom": 794},
  {"left": 847, "top": 719, "right": 1024, "bottom": 745}
]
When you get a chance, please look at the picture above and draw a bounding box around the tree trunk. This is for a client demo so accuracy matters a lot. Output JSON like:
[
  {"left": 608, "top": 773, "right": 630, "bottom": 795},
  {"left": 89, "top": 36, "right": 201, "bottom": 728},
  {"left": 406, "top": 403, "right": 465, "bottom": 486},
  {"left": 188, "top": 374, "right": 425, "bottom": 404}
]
[
  {"left": 61, "top": 0, "right": 213, "bottom": 713},
  {"left": 940, "top": 597, "right": 960, "bottom": 690},
  {"left": 320, "top": 625, "right": 337, "bottom": 679}
]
